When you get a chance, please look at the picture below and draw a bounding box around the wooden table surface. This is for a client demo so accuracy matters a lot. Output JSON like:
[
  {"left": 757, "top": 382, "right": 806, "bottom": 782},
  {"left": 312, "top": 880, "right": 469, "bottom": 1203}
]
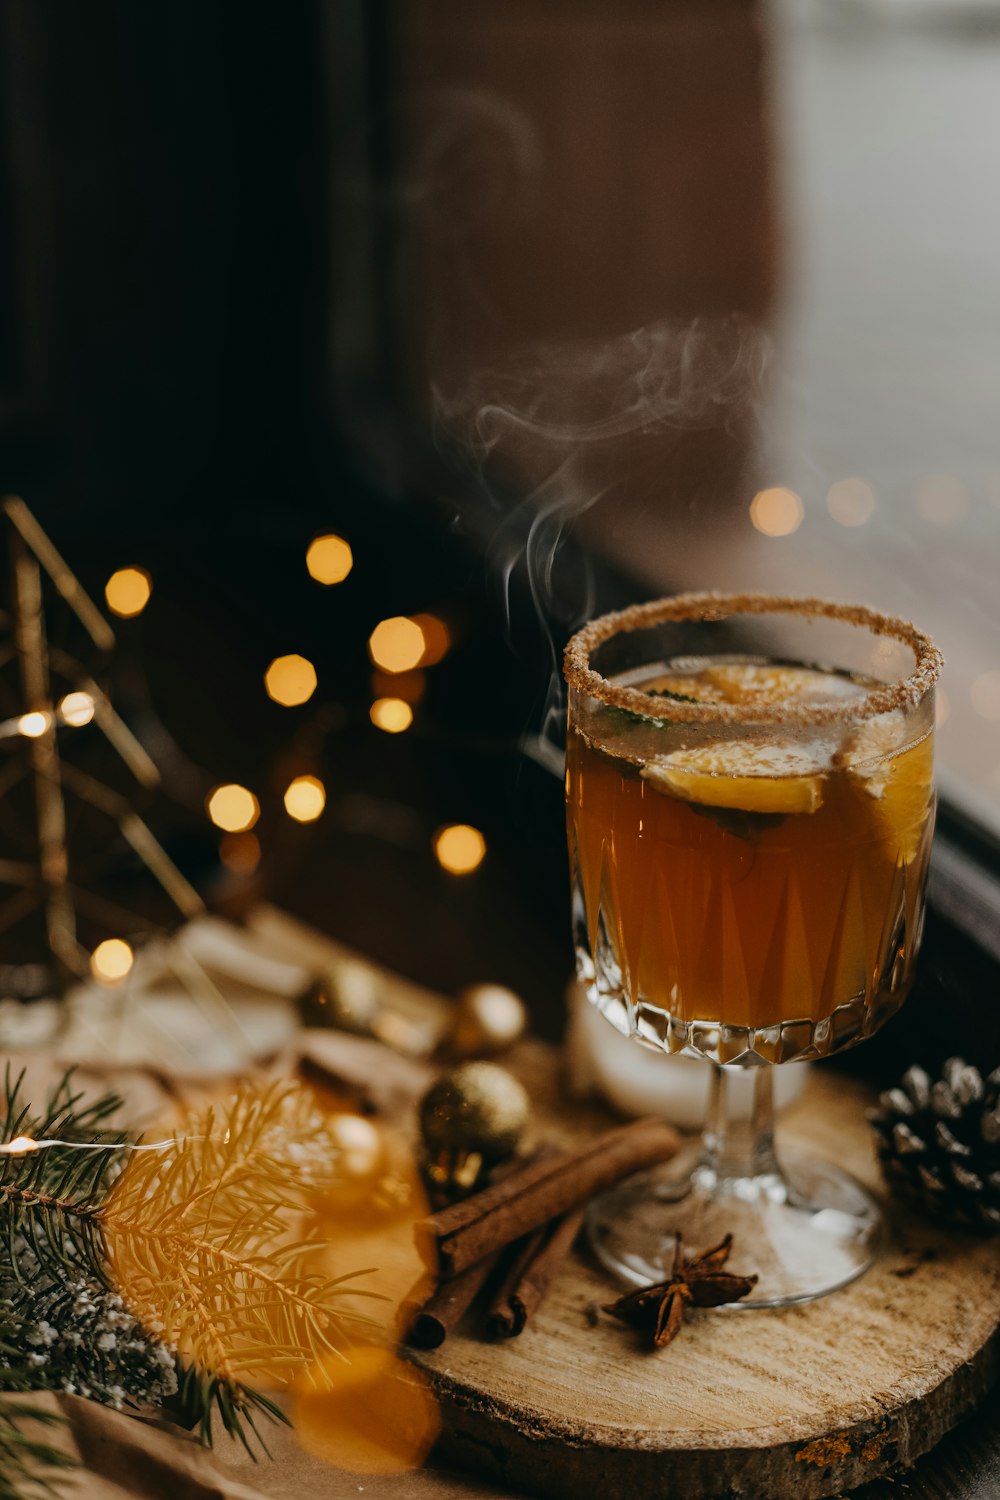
[
  {"left": 405, "top": 1056, "right": 1000, "bottom": 1500},
  {"left": 14, "top": 905, "right": 1000, "bottom": 1500}
]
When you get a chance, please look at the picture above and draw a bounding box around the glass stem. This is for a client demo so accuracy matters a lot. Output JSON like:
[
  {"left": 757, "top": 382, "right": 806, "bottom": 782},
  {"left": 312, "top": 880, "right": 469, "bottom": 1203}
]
[{"left": 700, "top": 1065, "right": 779, "bottom": 1181}]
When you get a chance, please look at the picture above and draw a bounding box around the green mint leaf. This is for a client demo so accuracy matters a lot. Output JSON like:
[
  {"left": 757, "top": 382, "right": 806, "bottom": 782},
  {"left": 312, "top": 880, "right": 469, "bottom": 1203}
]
[{"left": 601, "top": 688, "right": 703, "bottom": 730}]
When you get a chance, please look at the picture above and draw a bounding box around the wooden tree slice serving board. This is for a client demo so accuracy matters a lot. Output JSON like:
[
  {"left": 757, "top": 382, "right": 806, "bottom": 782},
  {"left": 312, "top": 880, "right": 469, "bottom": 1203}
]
[{"left": 409, "top": 1047, "right": 1000, "bottom": 1500}]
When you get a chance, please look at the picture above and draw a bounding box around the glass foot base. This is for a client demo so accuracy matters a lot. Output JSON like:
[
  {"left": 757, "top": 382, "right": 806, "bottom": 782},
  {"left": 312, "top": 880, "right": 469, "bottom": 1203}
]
[{"left": 586, "top": 1144, "right": 883, "bottom": 1308}]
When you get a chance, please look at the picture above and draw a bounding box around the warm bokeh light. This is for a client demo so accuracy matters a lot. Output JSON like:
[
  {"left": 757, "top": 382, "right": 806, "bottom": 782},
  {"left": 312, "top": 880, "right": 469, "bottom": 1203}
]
[
  {"left": 971, "top": 671, "right": 1000, "bottom": 722},
  {"left": 410, "top": 613, "right": 451, "bottom": 666},
  {"left": 207, "top": 783, "right": 260, "bottom": 832},
  {"left": 284, "top": 774, "right": 327, "bottom": 823},
  {"left": 370, "top": 698, "right": 413, "bottom": 734},
  {"left": 327, "top": 1113, "right": 384, "bottom": 1180},
  {"left": 749, "top": 487, "right": 804, "bottom": 537},
  {"left": 219, "top": 831, "right": 262, "bottom": 874},
  {"left": 935, "top": 689, "right": 951, "bottom": 729},
  {"left": 105, "top": 566, "right": 152, "bottom": 618},
  {"left": 3, "top": 1136, "right": 39, "bottom": 1155},
  {"left": 826, "top": 478, "right": 876, "bottom": 528},
  {"left": 372, "top": 669, "right": 425, "bottom": 704},
  {"left": 914, "top": 474, "right": 967, "bottom": 526},
  {"left": 59, "top": 691, "right": 96, "bottom": 727},
  {"left": 306, "top": 534, "right": 353, "bottom": 586},
  {"left": 18, "top": 711, "right": 51, "bottom": 739},
  {"left": 368, "top": 616, "right": 426, "bottom": 674},
  {"left": 90, "top": 938, "right": 134, "bottom": 984},
  {"left": 293, "top": 1346, "right": 441, "bottom": 1476},
  {"left": 433, "top": 823, "right": 486, "bottom": 875},
  {"left": 264, "top": 653, "right": 318, "bottom": 707}
]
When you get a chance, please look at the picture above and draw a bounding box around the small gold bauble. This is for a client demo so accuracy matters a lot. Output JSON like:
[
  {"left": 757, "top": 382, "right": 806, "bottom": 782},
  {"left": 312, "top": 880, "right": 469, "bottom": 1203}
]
[
  {"left": 328, "top": 1112, "right": 384, "bottom": 1180},
  {"left": 451, "top": 984, "right": 527, "bottom": 1057},
  {"left": 297, "top": 961, "right": 380, "bottom": 1034},
  {"left": 419, "top": 1062, "right": 529, "bottom": 1162}
]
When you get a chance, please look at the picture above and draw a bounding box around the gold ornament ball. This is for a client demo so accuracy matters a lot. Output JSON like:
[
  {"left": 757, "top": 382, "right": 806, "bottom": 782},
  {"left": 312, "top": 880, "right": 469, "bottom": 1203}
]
[
  {"left": 328, "top": 1113, "right": 384, "bottom": 1180},
  {"left": 451, "top": 984, "right": 527, "bottom": 1057},
  {"left": 297, "top": 960, "right": 381, "bottom": 1034},
  {"left": 419, "top": 1062, "right": 529, "bottom": 1162}
]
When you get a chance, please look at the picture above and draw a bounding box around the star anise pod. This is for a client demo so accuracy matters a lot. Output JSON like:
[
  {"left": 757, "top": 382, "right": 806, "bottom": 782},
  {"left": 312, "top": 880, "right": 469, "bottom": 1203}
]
[{"left": 603, "top": 1233, "right": 758, "bottom": 1348}]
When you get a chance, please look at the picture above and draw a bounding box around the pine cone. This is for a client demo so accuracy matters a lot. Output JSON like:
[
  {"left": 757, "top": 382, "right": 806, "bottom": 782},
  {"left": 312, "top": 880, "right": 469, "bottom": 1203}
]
[{"left": 869, "top": 1057, "right": 1000, "bottom": 1230}]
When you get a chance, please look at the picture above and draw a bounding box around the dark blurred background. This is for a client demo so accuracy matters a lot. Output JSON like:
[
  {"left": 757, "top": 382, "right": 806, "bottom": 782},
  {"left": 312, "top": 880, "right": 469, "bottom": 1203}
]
[
  {"left": 2, "top": 0, "right": 999, "bottom": 1064},
  {"left": 0, "top": 0, "right": 779, "bottom": 1032}
]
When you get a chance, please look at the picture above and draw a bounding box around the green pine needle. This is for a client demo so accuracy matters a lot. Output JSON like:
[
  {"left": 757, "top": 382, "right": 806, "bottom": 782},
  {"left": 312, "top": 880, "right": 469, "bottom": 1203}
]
[{"left": 0, "top": 1066, "right": 318, "bottom": 1490}]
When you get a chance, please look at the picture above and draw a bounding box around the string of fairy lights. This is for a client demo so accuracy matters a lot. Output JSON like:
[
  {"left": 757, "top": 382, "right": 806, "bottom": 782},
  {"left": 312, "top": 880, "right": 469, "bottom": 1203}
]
[
  {"left": 0, "top": 1133, "right": 179, "bottom": 1157},
  {"left": 89, "top": 533, "right": 489, "bottom": 982}
]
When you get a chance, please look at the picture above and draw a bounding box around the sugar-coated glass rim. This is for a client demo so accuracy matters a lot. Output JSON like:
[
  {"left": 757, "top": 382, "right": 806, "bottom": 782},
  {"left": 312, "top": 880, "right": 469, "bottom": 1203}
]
[{"left": 563, "top": 591, "right": 943, "bottom": 727}]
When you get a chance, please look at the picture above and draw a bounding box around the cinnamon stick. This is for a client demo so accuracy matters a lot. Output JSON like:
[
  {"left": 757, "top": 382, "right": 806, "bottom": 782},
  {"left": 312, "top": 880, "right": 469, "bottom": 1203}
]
[
  {"left": 416, "top": 1117, "right": 681, "bottom": 1278},
  {"left": 485, "top": 1203, "right": 587, "bottom": 1339},
  {"left": 403, "top": 1252, "right": 501, "bottom": 1349},
  {"left": 401, "top": 1147, "right": 558, "bottom": 1346}
]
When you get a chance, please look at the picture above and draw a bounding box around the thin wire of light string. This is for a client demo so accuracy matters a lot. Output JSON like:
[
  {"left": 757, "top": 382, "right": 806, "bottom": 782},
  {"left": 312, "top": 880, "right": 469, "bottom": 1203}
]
[{"left": 0, "top": 1136, "right": 208, "bottom": 1156}]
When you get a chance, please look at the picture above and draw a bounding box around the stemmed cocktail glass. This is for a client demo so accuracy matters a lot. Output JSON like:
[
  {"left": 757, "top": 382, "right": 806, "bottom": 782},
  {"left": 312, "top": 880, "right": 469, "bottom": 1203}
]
[{"left": 564, "top": 593, "right": 942, "bottom": 1306}]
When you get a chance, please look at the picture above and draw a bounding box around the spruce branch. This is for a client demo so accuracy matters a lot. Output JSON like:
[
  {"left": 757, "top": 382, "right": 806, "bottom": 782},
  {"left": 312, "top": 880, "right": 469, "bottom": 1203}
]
[
  {"left": 0, "top": 1064, "right": 126, "bottom": 1289},
  {"left": 101, "top": 1082, "right": 381, "bottom": 1389},
  {"left": 0, "top": 1070, "right": 382, "bottom": 1468}
]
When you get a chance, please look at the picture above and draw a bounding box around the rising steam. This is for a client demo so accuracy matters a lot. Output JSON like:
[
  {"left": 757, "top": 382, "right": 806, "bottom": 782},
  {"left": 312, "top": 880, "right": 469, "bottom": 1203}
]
[{"left": 432, "top": 315, "right": 772, "bottom": 771}]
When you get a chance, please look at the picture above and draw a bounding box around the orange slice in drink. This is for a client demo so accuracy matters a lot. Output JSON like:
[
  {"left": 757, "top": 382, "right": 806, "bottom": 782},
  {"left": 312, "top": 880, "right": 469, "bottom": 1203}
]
[
  {"left": 837, "top": 712, "right": 908, "bottom": 796},
  {"left": 839, "top": 715, "right": 934, "bottom": 859},
  {"left": 642, "top": 673, "right": 725, "bottom": 702},
  {"left": 702, "top": 663, "right": 865, "bottom": 705},
  {"left": 641, "top": 741, "right": 826, "bottom": 814}
]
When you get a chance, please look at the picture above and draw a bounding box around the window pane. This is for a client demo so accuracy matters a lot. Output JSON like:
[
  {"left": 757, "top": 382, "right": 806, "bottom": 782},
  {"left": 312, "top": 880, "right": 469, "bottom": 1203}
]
[
  {"left": 762, "top": 1, "right": 1000, "bottom": 835},
  {"left": 359, "top": 4, "right": 1000, "bottom": 833}
]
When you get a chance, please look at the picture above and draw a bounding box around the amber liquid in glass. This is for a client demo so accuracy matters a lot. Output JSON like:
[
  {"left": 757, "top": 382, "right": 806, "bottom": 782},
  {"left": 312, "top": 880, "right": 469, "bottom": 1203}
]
[{"left": 567, "top": 658, "right": 935, "bottom": 1055}]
